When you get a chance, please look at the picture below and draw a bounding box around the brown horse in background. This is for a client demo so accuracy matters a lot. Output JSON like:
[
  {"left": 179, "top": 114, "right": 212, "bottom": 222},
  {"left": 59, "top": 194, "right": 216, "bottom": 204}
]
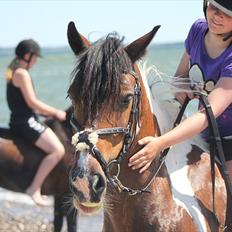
[
  {"left": 67, "top": 21, "right": 230, "bottom": 231},
  {"left": 0, "top": 107, "right": 78, "bottom": 232}
]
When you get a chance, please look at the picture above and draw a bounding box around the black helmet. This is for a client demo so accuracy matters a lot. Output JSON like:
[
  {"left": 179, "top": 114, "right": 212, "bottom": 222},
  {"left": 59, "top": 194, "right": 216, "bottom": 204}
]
[
  {"left": 208, "top": 0, "right": 232, "bottom": 16},
  {"left": 15, "top": 39, "right": 42, "bottom": 59},
  {"left": 204, "top": 0, "right": 232, "bottom": 17},
  {"left": 203, "top": 0, "right": 232, "bottom": 17}
]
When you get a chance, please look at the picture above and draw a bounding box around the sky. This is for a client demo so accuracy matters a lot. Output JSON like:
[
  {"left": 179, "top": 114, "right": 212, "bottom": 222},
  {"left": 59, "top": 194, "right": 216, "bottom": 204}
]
[{"left": 0, "top": 0, "right": 203, "bottom": 48}]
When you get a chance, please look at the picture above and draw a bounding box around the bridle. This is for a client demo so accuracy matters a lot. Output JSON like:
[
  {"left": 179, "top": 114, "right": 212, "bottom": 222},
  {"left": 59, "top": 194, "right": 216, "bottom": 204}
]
[
  {"left": 70, "top": 70, "right": 190, "bottom": 195},
  {"left": 70, "top": 68, "right": 190, "bottom": 195},
  {"left": 70, "top": 70, "right": 145, "bottom": 195}
]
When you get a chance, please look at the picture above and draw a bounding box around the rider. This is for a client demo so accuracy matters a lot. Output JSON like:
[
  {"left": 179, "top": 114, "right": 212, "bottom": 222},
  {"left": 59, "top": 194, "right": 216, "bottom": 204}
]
[
  {"left": 129, "top": 0, "right": 232, "bottom": 181},
  {"left": 5, "top": 39, "right": 66, "bottom": 206}
]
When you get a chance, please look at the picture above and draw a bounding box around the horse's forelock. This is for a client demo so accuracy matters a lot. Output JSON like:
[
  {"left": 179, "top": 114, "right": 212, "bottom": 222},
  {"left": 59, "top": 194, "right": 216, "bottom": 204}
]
[{"left": 69, "top": 33, "right": 133, "bottom": 123}]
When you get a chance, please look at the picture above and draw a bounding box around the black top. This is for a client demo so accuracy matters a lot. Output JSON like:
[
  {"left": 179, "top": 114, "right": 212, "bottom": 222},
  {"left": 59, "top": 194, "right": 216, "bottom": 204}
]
[{"left": 7, "top": 81, "right": 36, "bottom": 124}]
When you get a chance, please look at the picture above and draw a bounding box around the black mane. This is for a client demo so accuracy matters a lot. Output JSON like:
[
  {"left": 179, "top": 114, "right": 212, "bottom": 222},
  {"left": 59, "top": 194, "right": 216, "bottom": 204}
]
[{"left": 68, "top": 33, "right": 133, "bottom": 123}]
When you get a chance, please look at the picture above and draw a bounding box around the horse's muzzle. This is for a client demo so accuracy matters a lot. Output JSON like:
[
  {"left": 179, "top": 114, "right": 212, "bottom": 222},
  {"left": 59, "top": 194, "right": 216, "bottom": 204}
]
[{"left": 69, "top": 155, "right": 106, "bottom": 213}]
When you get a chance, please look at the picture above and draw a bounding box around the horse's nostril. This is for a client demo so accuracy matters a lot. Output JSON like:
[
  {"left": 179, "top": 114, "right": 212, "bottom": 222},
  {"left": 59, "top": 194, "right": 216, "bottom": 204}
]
[
  {"left": 92, "top": 173, "right": 105, "bottom": 196},
  {"left": 71, "top": 171, "right": 77, "bottom": 182}
]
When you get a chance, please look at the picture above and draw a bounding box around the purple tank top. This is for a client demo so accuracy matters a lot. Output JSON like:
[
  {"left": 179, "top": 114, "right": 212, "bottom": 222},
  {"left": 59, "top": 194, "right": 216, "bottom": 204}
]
[{"left": 185, "top": 19, "right": 232, "bottom": 137}]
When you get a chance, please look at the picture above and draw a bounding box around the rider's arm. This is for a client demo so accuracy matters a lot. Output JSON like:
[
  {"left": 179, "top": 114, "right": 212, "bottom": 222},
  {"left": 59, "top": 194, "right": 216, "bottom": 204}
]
[
  {"left": 162, "top": 77, "right": 232, "bottom": 145},
  {"left": 129, "top": 77, "right": 232, "bottom": 172},
  {"left": 173, "top": 51, "right": 192, "bottom": 105},
  {"left": 13, "top": 68, "right": 66, "bottom": 120},
  {"left": 174, "top": 51, "right": 190, "bottom": 78}
]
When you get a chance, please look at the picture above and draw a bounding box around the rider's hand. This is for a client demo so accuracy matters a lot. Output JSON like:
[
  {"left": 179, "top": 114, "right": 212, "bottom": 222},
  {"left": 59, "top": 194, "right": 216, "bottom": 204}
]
[
  {"left": 128, "top": 136, "right": 163, "bottom": 173},
  {"left": 55, "top": 110, "right": 66, "bottom": 121},
  {"left": 175, "top": 92, "right": 194, "bottom": 105}
]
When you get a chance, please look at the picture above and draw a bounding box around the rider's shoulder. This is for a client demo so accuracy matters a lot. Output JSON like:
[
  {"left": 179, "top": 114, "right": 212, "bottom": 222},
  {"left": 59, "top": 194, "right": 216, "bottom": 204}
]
[
  {"left": 14, "top": 67, "right": 29, "bottom": 76},
  {"left": 13, "top": 68, "right": 31, "bottom": 86},
  {"left": 13, "top": 68, "right": 30, "bottom": 80}
]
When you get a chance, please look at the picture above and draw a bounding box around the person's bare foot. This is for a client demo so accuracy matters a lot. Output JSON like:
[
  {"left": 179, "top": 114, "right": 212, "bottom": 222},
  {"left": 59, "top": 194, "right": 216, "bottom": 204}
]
[{"left": 25, "top": 188, "right": 50, "bottom": 206}]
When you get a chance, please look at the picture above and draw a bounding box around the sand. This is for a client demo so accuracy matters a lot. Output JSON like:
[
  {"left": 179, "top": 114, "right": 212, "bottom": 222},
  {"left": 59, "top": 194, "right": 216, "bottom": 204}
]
[{"left": 0, "top": 189, "right": 103, "bottom": 232}]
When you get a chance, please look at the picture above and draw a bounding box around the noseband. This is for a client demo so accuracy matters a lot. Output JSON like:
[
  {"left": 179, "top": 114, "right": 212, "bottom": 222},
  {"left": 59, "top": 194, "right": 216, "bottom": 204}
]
[{"left": 71, "top": 71, "right": 143, "bottom": 194}]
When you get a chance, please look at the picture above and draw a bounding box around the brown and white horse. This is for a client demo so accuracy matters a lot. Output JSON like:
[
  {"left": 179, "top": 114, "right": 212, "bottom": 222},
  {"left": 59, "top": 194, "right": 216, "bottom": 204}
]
[{"left": 67, "top": 21, "right": 230, "bottom": 232}]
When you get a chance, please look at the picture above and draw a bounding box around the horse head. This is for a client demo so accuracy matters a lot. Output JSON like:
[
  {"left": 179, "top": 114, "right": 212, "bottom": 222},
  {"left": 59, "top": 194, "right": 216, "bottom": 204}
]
[{"left": 67, "top": 21, "right": 160, "bottom": 214}]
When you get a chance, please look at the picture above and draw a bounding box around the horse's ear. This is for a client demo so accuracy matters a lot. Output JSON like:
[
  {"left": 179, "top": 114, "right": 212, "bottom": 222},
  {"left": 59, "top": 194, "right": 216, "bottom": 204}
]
[
  {"left": 125, "top": 25, "right": 161, "bottom": 63},
  {"left": 67, "top": 21, "right": 90, "bottom": 55}
]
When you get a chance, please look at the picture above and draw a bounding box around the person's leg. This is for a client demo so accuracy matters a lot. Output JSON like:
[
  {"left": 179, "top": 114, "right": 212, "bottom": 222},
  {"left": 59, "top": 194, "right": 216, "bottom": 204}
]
[{"left": 26, "top": 127, "right": 65, "bottom": 206}]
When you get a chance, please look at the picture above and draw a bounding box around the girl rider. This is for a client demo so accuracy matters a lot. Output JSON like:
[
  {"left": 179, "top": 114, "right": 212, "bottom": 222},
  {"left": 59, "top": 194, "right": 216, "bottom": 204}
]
[
  {"left": 129, "top": 0, "right": 232, "bottom": 184},
  {"left": 6, "top": 39, "right": 66, "bottom": 206}
]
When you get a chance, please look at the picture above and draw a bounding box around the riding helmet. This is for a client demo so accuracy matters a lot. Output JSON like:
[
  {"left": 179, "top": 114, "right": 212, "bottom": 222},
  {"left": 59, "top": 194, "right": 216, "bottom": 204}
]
[
  {"left": 15, "top": 39, "right": 42, "bottom": 59},
  {"left": 208, "top": 0, "right": 232, "bottom": 16}
]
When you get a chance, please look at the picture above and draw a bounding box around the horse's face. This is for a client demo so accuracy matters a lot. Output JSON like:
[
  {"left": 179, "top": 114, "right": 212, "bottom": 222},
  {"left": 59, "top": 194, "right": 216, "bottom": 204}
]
[
  {"left": 72, "top": 72, "right": 136, "bottom": 154},
  {"left": 69, "top": 73, "right": 137, "bottom": 214},
  {"left": 67, "top": 22, "right": 160, "bottom": 214}
]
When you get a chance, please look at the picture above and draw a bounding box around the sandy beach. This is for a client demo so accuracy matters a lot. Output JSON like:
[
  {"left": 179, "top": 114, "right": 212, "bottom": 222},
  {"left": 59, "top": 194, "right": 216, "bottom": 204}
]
[{"left": 0, "top": 188, "right": 103, "bottom": 232}]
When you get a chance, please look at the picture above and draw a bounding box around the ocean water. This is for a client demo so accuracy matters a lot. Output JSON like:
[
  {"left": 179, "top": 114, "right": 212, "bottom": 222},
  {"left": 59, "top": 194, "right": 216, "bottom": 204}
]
[
  {"left": 0, "top": 43, "right": 185, "bottom": 126},
  {"left": 0, "top": 48, "right": 74, "bottom": 126}
]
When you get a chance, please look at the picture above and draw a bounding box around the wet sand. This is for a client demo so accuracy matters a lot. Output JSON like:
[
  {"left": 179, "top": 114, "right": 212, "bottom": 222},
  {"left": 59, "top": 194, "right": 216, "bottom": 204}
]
[{"left": 0, "top": 189, "right": 103, "bottom": 232}]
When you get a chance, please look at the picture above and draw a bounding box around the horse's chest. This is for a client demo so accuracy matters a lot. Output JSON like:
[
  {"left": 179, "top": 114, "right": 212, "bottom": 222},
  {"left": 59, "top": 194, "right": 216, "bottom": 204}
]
[{"left": 118, "top": 195, "right": 177, "bottom": 231}]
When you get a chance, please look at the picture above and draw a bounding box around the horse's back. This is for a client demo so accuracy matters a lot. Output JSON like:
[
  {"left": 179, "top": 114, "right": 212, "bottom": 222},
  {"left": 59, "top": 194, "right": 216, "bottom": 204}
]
[
  {"left": 0, "top": 120, "right": 72, "bottom": 194},
  {"left": 0, "top": 126, "right": 44, "bottom": 161},
  {"left": 0, "top": 127, "right": 14, "bottom": 139},
  {"left": 0, "top": 127, "right": 46, "bottom": 191},
  {"left": 146, "top": 74, "right": 228, "bottom": 230}
]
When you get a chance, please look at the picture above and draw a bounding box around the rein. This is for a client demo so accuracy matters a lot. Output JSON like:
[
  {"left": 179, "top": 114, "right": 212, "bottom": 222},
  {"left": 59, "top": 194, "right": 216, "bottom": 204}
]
[{"left": 197, "top": 93, "right": 232, "bottom": 231}]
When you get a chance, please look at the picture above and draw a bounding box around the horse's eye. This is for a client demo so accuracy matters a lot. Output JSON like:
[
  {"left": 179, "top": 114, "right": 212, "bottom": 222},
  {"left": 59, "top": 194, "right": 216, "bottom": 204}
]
[{"left": 119, "top": 94, "right": 133, "bottom": 106}]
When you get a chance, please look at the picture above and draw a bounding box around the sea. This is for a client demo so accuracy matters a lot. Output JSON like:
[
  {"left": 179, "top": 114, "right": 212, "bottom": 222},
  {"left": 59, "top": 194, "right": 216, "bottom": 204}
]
[
  {"left": 0, "top": 43, "right": 194, "bottom": 231},
  {"left": 0, "top": 43, "right": 186, "bottom": 126}
]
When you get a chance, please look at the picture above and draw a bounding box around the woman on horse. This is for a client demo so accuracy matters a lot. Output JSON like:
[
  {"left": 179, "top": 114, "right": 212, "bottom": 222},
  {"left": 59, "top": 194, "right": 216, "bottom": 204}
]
[
  {"left": 129, "top": 0, "right": 232, "bottom": 181},
  {"left": 5, "top": 39, "right": 66, "bottom": 206}
]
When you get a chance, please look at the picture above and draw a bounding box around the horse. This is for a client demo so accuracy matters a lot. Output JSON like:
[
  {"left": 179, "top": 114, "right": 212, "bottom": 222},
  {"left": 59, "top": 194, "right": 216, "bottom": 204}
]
[
  {"left": 0, "top": 107, "right": 78, "bottom": 232},
  {"left": 66, "top": 21, "right": 230, "bottom": 232}
]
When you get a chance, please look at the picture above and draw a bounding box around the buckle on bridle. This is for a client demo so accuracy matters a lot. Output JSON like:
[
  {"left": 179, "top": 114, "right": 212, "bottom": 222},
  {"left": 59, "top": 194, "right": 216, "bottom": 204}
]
[{"left": 106, "top": 160, "right": 120, "bottom": 178}]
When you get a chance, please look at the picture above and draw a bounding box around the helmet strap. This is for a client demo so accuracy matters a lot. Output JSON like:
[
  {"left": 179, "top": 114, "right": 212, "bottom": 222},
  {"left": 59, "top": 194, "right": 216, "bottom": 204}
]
[
  {"left": 203, "top": 0, "right": 208, "bottom": 18},
  {"left": 222, "top": 31, "right": 232, "bottom": 42},
  {"left": 22, "top": 53, "right": 33, "bottom": 70}
]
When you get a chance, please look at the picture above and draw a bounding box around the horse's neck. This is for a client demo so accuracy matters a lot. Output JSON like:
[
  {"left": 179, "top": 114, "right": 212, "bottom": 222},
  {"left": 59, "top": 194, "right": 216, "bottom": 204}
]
[
  {"left": 146, "top": 75, "right": 178, "bottom": 134},
  {"left": 116, "top": 67, "right": 163, "bottom": 190},
  {"left": 138, "top": 63, "right": 181, "bottom": 135},
  {"left": 146, "top": 73, "right": 208, "bottom": 150},
  {"left": 135, "top": 66, "right": 157, "bottom": 138}
]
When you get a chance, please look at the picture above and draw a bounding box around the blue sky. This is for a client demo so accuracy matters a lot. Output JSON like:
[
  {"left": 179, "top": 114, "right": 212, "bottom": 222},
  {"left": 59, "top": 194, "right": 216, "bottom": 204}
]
[{"left": 1, "top": 0, "right": 203, "bottom": 48}]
